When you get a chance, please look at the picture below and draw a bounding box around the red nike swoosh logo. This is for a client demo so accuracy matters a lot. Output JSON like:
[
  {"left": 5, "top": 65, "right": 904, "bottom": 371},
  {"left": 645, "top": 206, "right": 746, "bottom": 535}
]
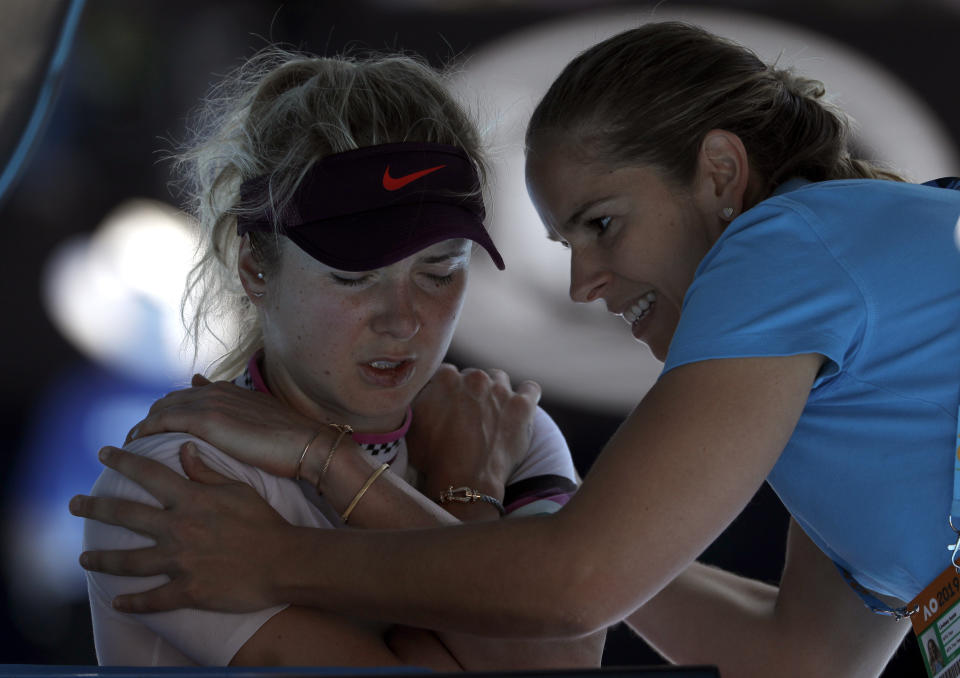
[{"left": 382, "top": 164, "right": 446, "bottom": 191}]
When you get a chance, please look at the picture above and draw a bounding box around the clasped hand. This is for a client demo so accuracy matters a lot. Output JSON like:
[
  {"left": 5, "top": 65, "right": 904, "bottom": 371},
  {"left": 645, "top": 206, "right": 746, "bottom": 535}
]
[{"left": 407, "top": 364, "right": 542, "bottom": 499}]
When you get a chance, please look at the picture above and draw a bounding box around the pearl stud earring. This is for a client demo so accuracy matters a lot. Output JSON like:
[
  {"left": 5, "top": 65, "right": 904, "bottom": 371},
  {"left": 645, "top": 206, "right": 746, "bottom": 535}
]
[
  {"left": 251, "top": 271, "right": 265, "bottom": 297},
  {"left": 720, "top": 207, "right": 735, "bottom": 220}
]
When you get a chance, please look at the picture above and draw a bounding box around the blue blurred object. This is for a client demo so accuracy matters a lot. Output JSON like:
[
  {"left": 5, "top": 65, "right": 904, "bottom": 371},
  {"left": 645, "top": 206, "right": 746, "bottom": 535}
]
[
  {"left": 3, "top": 360, "right": 178, "bottom": 614},
  {"left": 0, "top": 0, "right": 85, "bottom": 208}
]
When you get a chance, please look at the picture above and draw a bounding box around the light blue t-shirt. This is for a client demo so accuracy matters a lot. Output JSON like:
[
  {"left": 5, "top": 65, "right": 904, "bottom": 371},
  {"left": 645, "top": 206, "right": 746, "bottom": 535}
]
[{"left": 664, "top": 178, "right": 960, "bottom": 602}]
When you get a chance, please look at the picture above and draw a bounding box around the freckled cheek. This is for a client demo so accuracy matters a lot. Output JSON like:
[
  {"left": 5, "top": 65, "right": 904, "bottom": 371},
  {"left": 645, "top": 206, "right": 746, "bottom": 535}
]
[
  {"left": 418, "top": 293, "right": 464, "bottom": 356},
  {"left": 284, "top": 301, "right": 366, "bottom": 368},
  {"left": 433, "top": 311, "right": 459, "bottom": 344},
  {"left": 437, "top": 288, "right": 467, "bottom": 328}
]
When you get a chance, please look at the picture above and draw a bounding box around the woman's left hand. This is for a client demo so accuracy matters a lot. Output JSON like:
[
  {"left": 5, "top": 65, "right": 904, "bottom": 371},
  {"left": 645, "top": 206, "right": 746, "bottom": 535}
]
[
  {"left": 70, "top": 443, "right": 292, "bottom": 613},
  {"left": 406, "top": 363, "right": 542, "bottom": 500},
  {"left": 125, "top": 374, "right": 319, "bottom": 478}
]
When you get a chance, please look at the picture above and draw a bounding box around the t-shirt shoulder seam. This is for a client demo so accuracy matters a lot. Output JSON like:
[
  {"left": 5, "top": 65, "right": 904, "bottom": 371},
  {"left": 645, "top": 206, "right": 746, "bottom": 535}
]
[
  {"left": 839, "top": 372, "right": 956, "bottom": 419},
  {"left": 746, "top": 196, "right": 874, "bottom": 365}
]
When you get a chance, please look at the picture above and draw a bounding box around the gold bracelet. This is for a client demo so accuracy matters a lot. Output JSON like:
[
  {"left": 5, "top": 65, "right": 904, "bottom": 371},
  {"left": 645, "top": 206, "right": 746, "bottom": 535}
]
[
  {"left": 317, "top": 423, "right": 354, "bottom": 489},
  {"left": 295, "top": 430, "right": 324, "bottom": 480},
  {"left": 341, "top": 463, "right": 390, "bottom": 524}
]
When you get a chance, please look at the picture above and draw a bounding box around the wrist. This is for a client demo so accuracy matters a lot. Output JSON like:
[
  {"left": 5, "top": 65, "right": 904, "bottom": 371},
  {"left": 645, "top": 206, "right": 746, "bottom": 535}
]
[
  {"left": 296, "top": 423, "right": 356, "bottom": 488},
  {"left": 439, "top": 500, "right": 504, "bottom": 522},
  {"left": 316, "top": 446, "right": 375, "bottom": 505},
  {"left": 422, "top": 472, "right": 504, "bottom": 505},
  {"left": 271, "top": 523, "right": 324, "bottom": 607},
  {"left": 295, "top": 430, "right": 324, "bottom": 484},
  {"left": 437, "top": 485, "right": 506, "bottom": 516}
]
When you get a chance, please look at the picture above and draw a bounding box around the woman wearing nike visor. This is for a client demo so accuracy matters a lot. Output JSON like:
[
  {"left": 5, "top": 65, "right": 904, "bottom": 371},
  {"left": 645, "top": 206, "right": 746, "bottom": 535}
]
[{"left": 79, "top": 47, "right": 603, "bottom": 668}]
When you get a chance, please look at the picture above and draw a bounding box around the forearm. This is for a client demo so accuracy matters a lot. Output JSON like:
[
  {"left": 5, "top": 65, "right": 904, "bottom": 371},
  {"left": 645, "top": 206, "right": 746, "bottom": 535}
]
[
  {"left": 316, "top": 443, "right": 602, "bottom": 665},
  {"left": 337, "top": 456, "right": 596, "bottom": 664},
  {"left": 268, "top": 368, "right": 750, "bottom": 638},
  {"left": 268, "top": 379, "right": 765, "bottom": 640},
  {"left": 430, "top": 500, "right": 605, "bottom": 669},
  {"left": 312, "top": 438, "right": 504, "bottom": 528},
  {"left": 626, "top": 561, "right": 782, "bottom": 674},
  {"left": 628, "top": 547, "right": 910, "bottom": 678},
  {"left": 269, "top": 511, "right": 612, "bottom": 638}
]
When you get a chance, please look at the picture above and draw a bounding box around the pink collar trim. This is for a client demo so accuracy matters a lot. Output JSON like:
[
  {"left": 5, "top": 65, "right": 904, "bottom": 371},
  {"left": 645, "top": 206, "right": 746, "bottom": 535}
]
[
  {"left": 247, "top": 352, "right": 271, "bottom": 395},
  {"left": 246, "top": 352, "right": 411, "bottom": 444}
]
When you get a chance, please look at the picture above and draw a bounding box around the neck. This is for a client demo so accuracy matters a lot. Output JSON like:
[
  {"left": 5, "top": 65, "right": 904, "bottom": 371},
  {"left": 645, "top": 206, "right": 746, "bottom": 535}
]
[
  {"left": 744, "top": 168, "right": 770, "bottom": 210},
  {"left": 252, "top": 351, "right": 407, "bottom": 434}
]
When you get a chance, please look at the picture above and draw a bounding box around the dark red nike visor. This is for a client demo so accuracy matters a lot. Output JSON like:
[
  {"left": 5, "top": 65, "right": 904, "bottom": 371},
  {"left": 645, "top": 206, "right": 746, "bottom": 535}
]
[{"left": 236, "top": 142, "right": 504, "bottom": 271}]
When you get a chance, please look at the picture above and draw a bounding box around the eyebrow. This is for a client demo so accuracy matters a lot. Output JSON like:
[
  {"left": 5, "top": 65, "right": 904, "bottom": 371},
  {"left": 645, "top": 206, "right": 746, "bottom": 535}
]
[
  {"left": 544, "top": 196, "right": 613, "bottom": 242},
  {"left": 418, "top": 248, "right": 471, "bottom": 264}
]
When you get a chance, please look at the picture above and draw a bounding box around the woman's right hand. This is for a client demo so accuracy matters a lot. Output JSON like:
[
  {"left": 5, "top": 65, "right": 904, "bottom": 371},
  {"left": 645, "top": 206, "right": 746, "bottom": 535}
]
[
  {"left": 406, "top": 363, "right": 542, "bottom": 501},
  {"left": 72, "top": 443, "right": 292, "bottom": 613},
  {"left": 126, "top": 374, "right": 321, "bottom": 478}
]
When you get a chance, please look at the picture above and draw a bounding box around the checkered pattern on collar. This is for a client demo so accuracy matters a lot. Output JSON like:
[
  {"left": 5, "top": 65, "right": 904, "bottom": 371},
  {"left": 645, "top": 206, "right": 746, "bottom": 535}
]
[{"left": 362, "top": 439, "right": 401, "bottom": 457}]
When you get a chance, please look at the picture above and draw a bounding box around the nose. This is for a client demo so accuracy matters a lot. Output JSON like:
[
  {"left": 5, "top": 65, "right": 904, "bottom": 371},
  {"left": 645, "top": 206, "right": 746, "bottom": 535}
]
[
  {"left": 568, "top": 249, "right": 610, "bottom": 304},
  {"left": 371, "top": 282, "right": 422, "bottom": 341}
]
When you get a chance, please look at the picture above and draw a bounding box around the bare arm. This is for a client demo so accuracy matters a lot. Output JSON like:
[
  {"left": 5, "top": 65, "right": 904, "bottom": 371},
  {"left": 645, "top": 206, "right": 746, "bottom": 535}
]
[
  {"left": 75, "top": 354, "right": 821, "bottom": 641},
  {"left": 83, "top": 366, "right": 603, "bottom": 668},
  {"left": 267, "top": 354, "right": 822, "bottom": 636},
  {"left": 310, "top": 431, "right": 604, "bottom": 669},
  {"left": 627, "top": 519, "right": 909, "bottom": 677}
]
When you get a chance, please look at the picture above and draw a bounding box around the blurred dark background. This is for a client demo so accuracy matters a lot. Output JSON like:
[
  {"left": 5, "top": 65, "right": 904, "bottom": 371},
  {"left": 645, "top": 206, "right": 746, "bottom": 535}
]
[{"left": 1, "top": 0, "right": 958, "bottom": 674}]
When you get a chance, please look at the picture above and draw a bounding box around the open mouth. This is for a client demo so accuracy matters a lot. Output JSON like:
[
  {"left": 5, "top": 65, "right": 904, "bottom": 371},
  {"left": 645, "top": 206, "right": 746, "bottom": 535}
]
[
  {"left": 359, "top": 358, "right": 416, "bottom": 387},
  {"left": 369, "top": 360, "right": 404, "bottom": 369},
  {"left": 621, "top": 291, "right": 657, "bottom": 326}
]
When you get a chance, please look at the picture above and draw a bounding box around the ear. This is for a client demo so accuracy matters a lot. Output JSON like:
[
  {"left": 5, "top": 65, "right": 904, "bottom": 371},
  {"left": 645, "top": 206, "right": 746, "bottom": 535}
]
[
  {"left": 694, "top": 129, "right": 751, "bottom": 221},
  {"left": 237, "top": 234, "right": 267, "bottom": 304}
]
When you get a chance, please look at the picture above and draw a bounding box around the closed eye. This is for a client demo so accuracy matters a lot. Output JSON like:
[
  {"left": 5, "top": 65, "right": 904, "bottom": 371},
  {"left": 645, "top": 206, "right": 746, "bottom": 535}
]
[
  {"left": 331, "top": 273, "right": 371, "bottom": 287},
  {"left": 422, "top": 272, "right": 455, "bottom": 287}
]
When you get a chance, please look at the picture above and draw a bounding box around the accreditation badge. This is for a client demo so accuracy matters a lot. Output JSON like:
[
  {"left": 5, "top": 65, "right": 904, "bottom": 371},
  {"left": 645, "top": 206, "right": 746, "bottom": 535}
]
[
  {"left": 910, "top": 566, "right": 960, "bottom": 676},
  {"left": 909, "top": 397, "right": 960, "bottom": 675}
]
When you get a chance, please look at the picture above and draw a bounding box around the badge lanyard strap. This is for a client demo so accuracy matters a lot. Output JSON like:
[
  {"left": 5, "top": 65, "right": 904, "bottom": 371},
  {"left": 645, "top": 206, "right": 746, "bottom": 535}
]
[
  {"left": 949, "top": 404, "right": 960, "bottom": 568},
  {"left": 933, "top": 176, "right": 960, "bottom": 571}
]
